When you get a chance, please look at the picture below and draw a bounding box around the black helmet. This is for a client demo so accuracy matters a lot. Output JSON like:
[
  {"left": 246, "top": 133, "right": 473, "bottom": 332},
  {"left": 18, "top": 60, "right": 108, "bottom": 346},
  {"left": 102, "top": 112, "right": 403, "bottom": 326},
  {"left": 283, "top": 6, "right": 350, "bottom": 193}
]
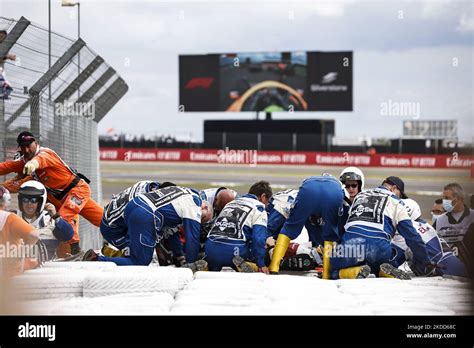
[{"left": 17, "top": 131, "right": 36, "bottom": 146}]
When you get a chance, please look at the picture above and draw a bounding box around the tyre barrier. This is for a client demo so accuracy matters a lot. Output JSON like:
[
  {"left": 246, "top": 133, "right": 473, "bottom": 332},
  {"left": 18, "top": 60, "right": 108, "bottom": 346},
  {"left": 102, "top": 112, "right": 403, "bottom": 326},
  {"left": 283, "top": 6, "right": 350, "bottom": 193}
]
[
  {"left": 83, "top": 272, "right": 182, "bottom": 297},
  {"left": 42, "top": 261, "right": 117, "bottom": 270},
  {"left": 11, "top": 274, "right": 87, "bottom": 300}
]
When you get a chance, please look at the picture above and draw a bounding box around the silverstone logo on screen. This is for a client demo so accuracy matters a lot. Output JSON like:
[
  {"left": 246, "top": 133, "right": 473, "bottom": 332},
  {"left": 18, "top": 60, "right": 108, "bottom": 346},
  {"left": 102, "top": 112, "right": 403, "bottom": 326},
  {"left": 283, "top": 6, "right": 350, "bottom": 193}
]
[
  {"left": 310, "top": 71, "right": 349, "bottom": 92},
  {"left": 321, "top": 72, "right": 338, "bottom": 84}
]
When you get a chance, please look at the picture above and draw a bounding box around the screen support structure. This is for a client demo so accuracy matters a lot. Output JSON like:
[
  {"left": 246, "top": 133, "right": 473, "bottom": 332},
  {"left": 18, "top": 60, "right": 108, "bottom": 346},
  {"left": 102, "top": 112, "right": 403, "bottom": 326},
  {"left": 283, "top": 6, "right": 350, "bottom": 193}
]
[{"left": 255, "top": 111, "right": 273, "bottom": 120}]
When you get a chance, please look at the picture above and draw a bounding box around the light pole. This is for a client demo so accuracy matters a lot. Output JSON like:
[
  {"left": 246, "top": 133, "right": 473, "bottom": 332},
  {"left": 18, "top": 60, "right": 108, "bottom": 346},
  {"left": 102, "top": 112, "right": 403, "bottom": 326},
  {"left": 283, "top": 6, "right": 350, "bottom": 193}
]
[
  {"left": 61, "top": 0, "right": 81, "bottom": 99},
  {"left": 48, "top": 0, "right": 51, "bottom": 100}
]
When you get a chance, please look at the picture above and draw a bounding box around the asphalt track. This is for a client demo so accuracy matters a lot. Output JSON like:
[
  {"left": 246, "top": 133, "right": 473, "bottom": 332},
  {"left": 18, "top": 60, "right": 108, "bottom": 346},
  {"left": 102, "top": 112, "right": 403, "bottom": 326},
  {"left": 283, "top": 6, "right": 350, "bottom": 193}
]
[{"left": 100, "top": 161, "right": 473, "bottom": 219}]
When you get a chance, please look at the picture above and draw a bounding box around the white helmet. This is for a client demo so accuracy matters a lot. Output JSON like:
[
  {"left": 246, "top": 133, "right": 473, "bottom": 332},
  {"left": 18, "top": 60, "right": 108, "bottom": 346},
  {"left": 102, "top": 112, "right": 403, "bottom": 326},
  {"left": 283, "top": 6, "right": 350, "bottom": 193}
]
[
  {"left": 339, "top": 166, "right": 365, "bottom": 191},
  {"left": 19, "top": 180, "right": 47, "bottom": 213},
  {"left": 0, "top": 186, "right": 11, "bottom": 208},
  {"left": 402, "top": 198, "right": 422, "bottom": 221}
]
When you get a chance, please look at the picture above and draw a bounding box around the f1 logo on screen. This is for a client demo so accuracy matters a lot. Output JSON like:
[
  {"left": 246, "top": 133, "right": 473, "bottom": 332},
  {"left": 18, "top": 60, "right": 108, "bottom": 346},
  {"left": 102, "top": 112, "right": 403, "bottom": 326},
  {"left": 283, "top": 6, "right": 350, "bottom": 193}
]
[
  {"left": 179, "top": 51, "right": 353, "bottom": 112},
  {"left": 185, "top": 77, "right": 215, "bottom": 89}
]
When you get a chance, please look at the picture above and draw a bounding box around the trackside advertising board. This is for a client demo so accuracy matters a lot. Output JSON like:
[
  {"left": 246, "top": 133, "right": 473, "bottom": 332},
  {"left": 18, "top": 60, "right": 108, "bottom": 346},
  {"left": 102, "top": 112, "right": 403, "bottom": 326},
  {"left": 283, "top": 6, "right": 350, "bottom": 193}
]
[{"left": 100, "top": 148, "right": 473, "bottom": 169}]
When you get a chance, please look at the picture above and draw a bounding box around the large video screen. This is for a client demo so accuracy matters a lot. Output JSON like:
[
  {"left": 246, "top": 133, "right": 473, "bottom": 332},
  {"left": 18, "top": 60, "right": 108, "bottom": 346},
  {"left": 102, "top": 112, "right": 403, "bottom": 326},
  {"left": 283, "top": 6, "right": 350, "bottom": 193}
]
[{"left": 179, "top": 51, "right": 352, "bottom": 112}]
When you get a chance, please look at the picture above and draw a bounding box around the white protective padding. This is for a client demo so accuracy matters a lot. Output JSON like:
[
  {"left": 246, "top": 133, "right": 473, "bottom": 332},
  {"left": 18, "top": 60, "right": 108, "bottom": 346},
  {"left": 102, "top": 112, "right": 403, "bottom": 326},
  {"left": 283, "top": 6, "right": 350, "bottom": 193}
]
[
  {"left": 42, "top": 261, "right": 117, "bottom": 270},
  {"left": 14, "top": 293, "right": 174, "bottom": 315},
  {"left": 101, "top": 265, "right": 194, "bottom": 288},
  {"left": 9, "top": 263, "right": 474, "bottom": 315},
  {"left": 23, "top": 267, "right": 75, "bottom": 275},
  {"left": 172, "top": 272, "right": 473, "bottom": 315},
  {"left": 11, "top": 273, "right": 89, "bottom": 300},
  {"left": 193, "top": 271, "right": 268, "bottom": 281},
  {"left": 83, "top": 271, "right": 185, "bottom": 297},
  {"left": 51, "top": 293, "right": 175, "bottom": 315}
]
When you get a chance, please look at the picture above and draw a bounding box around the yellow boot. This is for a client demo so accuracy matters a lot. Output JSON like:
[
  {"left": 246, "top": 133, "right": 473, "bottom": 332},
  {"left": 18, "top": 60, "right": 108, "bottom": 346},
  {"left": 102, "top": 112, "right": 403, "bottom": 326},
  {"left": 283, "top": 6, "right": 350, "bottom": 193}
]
[
  {"left": 338, "top": 265, "right": 371, "bottom": 279},
  {"left": 232, "top": 256, "right": 258, "bottom": 273},
  {"left": 322, "top": 241, "right": 335, "bottom": 280},
  {"left": 269, "top": 234, "right": 291, "bottom": 274},
  {"left": 245, "top": 262, "right": 258, "bottom": 272},
  {"left": 101, "top": 244, "right": 125, "bottom": 258},
  {"left": 184, "top": 260, "right": 208, "bottom": 273},
  {"left": 378, "top": 263, "right": 411, "bottom": 280}
]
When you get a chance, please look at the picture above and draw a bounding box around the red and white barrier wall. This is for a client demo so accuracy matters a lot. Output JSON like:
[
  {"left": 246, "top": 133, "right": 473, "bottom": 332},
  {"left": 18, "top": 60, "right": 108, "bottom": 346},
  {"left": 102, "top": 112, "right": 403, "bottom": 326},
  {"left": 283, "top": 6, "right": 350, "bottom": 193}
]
[{"left": 100, "top": 147, "right": 474, "bottom": 170}]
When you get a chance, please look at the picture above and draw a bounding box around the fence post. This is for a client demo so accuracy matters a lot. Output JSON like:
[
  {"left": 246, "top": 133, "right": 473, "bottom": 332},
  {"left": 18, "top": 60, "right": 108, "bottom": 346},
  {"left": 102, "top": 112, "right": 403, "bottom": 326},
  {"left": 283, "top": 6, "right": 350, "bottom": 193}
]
[
  {"left": 0, "top": 16, "right": 30, "bottom": 58},
  {"left": 0, "top": 17, "right": 30, "bottom": 162},
  {"left": 92, "top": 77, "right": 128, "bottom": 122},
  {"left": 54, "top": 56, "right": 104, "bottom": 104},
  {"left": 76, "top": 67, "right": 115, "bottom": 105},
  {"left": 3, "top": 16, "right": 127, "bottom": 251},
  {"left": 29, "top": 39, "right": 86, "bottom": 138},
  {"left": 0, "top": 99, "right": 4, "bottom": 163}
]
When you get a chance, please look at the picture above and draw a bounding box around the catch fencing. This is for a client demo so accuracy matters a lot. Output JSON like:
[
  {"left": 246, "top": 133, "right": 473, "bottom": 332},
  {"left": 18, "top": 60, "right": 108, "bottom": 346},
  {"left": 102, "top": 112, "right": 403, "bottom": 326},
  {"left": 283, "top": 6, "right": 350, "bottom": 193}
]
[{"left": 0, "top": 16, "right": 128, "bottom": 249}]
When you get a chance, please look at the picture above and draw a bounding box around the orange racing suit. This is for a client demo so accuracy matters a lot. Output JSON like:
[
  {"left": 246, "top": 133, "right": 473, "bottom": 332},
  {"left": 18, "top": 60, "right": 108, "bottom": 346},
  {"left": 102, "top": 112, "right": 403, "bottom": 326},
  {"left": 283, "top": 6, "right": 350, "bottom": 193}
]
[
  {"left": 0, "top": 210, "right": 38, "bottom": 277},
  {"left": 0, "top": 175, "right": 32, "bottom": 193}
]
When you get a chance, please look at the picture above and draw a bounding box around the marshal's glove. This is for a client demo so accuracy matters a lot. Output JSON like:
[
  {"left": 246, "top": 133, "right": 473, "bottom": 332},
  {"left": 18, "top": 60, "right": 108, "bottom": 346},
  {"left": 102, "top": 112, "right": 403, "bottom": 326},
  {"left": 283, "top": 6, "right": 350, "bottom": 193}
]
[
  {"left": 23, "top": 159, "right": 39, "bottom": 175},
  {"left": 44, "top": 203, "right": 57, "bottom": 218}
]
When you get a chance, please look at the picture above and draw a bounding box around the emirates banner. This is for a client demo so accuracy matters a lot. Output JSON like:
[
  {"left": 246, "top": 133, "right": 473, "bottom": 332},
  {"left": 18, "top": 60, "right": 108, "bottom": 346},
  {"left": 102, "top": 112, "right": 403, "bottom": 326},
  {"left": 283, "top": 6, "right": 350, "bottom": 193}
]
[{"left": 99, "top": 148, "right": 474, "bottom": 169}]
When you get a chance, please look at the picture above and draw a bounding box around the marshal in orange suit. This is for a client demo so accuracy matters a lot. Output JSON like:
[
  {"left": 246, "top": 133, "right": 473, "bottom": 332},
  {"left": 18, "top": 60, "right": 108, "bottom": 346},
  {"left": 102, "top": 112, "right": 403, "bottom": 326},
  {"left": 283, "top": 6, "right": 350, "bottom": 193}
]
[{"left": 0, "top": 131, "right": 103, "bottom": 256}]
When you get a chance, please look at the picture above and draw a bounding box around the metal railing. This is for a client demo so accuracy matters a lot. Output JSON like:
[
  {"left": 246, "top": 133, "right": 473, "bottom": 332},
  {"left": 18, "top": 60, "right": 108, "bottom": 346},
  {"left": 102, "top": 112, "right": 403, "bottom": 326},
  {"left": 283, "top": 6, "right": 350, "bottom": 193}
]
[{"left": 0, "top": 16, "right": 128, "bottom": 250}]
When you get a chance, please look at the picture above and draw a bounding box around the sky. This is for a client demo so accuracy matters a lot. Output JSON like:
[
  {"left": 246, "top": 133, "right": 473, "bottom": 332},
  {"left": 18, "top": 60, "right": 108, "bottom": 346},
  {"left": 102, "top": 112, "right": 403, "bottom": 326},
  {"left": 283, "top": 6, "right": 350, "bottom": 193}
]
[{"left": 1, "top": 0, "right": 473, "bottom": 143}]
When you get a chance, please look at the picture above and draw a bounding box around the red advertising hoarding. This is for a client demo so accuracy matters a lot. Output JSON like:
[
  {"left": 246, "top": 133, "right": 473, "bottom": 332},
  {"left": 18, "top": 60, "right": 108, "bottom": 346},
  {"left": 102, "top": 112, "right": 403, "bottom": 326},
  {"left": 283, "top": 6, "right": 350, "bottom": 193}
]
[{"left": 99, "top": 148, "right": 474, "bottom": 169}]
